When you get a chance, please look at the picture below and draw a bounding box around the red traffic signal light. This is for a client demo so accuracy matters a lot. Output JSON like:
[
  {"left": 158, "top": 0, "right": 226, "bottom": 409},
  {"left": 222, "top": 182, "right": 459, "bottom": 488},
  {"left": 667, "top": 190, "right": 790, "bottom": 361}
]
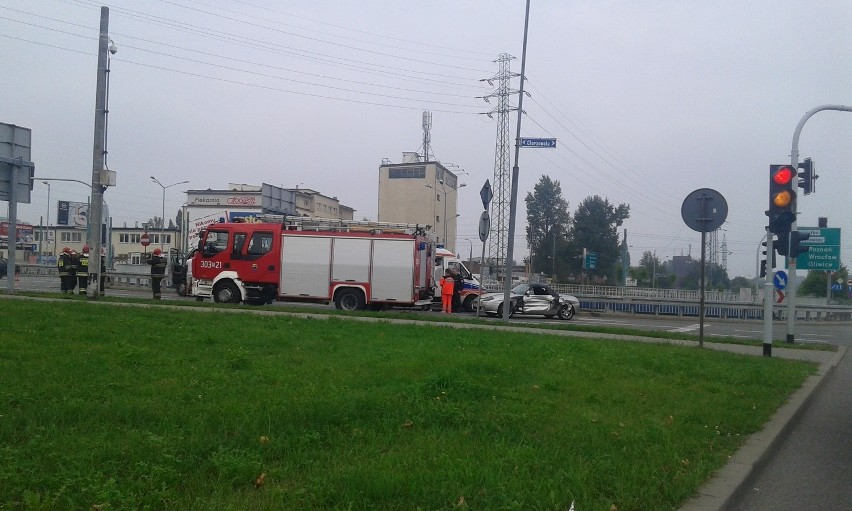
[
  {"left": 772, "top": 165, "right": 794, "bottom": 186},
  {"left": 768, "top": 165, "right": 796, "bottom": 233}
]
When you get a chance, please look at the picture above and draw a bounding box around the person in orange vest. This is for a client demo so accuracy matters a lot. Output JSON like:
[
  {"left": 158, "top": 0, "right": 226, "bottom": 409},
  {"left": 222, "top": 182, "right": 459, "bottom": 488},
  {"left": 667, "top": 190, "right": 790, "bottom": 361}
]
[{"left": 438, "top": 271, "right": 455, "bottom": 313}]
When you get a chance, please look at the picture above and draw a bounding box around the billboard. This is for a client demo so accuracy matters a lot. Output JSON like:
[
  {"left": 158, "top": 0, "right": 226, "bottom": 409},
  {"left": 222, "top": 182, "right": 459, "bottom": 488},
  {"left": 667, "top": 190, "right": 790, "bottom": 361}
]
[
  {"left": 0, "top": 122, "right": 34, "bottom": 203},
  {"left": 57, "top": 200, "right": 89, "bottom": 228},
  {"left": 0, "top": 221, "right": 35, "bottom": 250}
]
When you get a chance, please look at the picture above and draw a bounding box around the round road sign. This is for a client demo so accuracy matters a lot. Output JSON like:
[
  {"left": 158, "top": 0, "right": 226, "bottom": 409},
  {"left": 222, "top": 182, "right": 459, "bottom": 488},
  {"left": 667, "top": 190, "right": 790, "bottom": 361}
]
[
  {"left": 140, "top": 233, "right": 151, "bottom": 247},
  {"left": 681, "top": 188, "right": 728, "bottom": 233}
]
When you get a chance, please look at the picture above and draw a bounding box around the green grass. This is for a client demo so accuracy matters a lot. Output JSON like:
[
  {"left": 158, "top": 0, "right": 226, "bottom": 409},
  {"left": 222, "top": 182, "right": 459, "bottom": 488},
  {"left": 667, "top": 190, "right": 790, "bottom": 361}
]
[
  {"left": 5, "top": 290, "right": 836, "bottom": 351},
  {"left": 0, "top": 299, "right": 817, "bottom": 510}
]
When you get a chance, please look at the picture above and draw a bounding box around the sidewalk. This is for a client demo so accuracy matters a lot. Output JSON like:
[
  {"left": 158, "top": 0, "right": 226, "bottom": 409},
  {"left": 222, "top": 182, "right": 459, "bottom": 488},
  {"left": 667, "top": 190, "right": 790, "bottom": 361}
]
[{"left": 678, "top": 345, "right": 846, "bottom": 511}]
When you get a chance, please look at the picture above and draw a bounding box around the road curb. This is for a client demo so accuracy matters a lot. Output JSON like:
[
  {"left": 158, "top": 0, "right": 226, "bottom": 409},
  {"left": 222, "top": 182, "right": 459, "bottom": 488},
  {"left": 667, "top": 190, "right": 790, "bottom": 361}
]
[{"left": 678, "top": 345, "right": 846, "bottom": 511}]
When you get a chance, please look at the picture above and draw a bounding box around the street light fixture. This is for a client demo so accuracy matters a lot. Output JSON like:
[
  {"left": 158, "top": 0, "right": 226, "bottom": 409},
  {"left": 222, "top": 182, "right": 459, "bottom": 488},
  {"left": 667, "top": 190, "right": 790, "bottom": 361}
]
[{"left": 150, "top": 177, "right": 189, "bottom": 250}]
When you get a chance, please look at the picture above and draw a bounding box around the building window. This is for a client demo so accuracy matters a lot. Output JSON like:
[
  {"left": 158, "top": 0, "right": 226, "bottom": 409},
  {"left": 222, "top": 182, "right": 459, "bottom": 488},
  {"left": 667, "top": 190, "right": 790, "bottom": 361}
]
[
  {"left": 131, "top": 253, "right": 141, "bottom": 265},
  {"left": 388, "top": 166, "right": 426, "bottom": 179},
  {"left": 60, "top": 232, "right": 83, "bottom": 242}
]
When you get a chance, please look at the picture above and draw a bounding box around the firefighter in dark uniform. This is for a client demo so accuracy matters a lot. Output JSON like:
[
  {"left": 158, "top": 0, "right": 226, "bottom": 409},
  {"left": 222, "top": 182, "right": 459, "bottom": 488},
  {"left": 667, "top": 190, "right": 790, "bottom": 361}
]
[
  {"left": 451, "top": 268, "right": 464, "bottom": 312},
  {"left": 58, "top": 247, "right": 75, "bottom": 294},
  {"left": 147, "top": 248, "right": 167, "bottom": 299},
  {"left": 99, "top": 248, "right": 108, "bottom": 293},
  {"left": 77, "top": 245, "right": 90, "bottom": 294}
]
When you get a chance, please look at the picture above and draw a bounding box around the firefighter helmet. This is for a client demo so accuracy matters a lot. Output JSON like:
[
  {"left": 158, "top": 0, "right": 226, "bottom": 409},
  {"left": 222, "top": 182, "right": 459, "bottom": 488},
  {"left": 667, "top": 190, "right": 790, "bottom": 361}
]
[
  {"left": 83, "top": 245, "right": 90, "bottom": 253},
  {"left": 153, "top": 248, "right": 162, "bottom": 255},
  {"left": 62, "top": 247, "right": 70, "bottom": 254}
]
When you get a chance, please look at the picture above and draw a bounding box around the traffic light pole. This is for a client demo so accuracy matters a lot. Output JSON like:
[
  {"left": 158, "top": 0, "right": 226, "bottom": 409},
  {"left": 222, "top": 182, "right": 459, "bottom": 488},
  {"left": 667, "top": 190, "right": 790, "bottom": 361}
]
[
  {"left": 786, "top": 104, "right": 852, "bottom": 342},
  {"left": 763, "top": 230, "right": 774, "bottom": 356}
]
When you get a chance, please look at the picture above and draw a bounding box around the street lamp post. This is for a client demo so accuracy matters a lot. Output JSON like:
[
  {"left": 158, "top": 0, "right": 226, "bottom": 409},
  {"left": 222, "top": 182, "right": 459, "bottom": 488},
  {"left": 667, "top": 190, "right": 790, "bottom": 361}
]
[
  {"left": 151, "top": 177, "right": 189, "bottom": 251},
  {"left": 42, "top": 181, "right": 51, "bottom": 256}
]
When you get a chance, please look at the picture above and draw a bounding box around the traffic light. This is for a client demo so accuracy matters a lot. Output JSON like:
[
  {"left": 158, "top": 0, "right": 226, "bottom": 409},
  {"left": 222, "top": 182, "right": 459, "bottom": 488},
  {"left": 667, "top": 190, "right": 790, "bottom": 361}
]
[
  {"left": 761, "top": 238, "right": 777, "bottom": 275},
  {"left": 790, "top": 230, "right": 810, "bottom": 258},
  {"left": 775, "top": 231, "right": 790, "bottom": 257},
  {"left": 797, "top": 158, "right": 817, "bottom": 195},
  {"left": 768, "top": 164, "right": 796, "bottom": 233}
]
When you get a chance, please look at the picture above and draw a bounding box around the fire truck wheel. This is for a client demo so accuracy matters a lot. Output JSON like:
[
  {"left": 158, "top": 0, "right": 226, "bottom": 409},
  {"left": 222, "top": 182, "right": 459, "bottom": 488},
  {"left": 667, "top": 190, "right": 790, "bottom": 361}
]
[
  {"left": 334, "top": 289, "right": 365, "bottom": 311},
  {"left": 213, "top": 281, "right": 241, "bottom": 304}
]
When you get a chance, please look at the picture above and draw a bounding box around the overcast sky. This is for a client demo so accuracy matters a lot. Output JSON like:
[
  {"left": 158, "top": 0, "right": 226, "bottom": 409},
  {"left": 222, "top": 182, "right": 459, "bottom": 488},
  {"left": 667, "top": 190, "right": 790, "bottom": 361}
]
[{"left": 2, "top": 0, "right": 851, "bottom": 278}]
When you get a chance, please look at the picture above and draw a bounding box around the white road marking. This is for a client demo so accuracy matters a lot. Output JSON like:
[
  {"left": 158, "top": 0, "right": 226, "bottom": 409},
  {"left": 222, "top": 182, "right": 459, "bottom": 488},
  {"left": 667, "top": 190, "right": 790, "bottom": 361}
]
[{"left": 669, "top": 323, "right": 705, "bottom": 333}]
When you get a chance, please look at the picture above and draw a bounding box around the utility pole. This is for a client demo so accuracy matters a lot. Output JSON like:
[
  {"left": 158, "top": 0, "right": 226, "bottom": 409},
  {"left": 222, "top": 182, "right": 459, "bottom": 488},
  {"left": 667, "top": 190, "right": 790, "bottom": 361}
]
[
  {"left": 501, "top": 0, "right": 531, "bottom": 320},
  {"left": 87, "top": 6, "right": 110, "bottom": 299}
]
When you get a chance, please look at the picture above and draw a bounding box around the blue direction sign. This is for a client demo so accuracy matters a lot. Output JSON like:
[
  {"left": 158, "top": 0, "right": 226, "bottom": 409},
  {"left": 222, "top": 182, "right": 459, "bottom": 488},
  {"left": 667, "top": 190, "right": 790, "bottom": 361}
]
[
  {"left": 773, "top": 270, "right": 788, "bottom": 291},
  {"left": 520, "top": 138, "right": 556, "bottom": 148}
]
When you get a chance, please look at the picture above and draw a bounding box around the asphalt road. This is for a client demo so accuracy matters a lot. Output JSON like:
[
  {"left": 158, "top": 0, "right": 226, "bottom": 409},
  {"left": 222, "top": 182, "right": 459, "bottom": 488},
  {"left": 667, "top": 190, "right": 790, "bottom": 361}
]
[
  {"left": 6, "top": 274, "right": 847, "bottom": 344},
  {"left": 726, "top": 343, "right": 852, "bottom": 510}
]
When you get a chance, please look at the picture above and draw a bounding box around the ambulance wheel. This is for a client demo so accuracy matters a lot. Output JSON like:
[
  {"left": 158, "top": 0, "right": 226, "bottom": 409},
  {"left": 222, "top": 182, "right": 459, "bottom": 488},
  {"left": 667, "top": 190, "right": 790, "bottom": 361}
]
[
  {"left": 463, "top": 295, "right": 479, "bottom": 312},
  {"left": 213, "top": 281, "right": 241, "bottom": 304},
  {"left": 334, "top": 289, "right": 365, "bottom": 311}
]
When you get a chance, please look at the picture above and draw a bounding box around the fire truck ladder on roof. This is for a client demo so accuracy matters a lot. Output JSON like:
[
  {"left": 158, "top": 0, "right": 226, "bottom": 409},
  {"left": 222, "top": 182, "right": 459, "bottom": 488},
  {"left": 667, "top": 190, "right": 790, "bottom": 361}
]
[{"left": 255, "top": 215, "right": 432, "bottom": 236}]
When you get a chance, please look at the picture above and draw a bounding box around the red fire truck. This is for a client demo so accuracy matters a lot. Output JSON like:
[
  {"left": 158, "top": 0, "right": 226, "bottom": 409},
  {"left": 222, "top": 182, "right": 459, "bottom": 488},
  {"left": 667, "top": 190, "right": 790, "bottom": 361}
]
[{"left": 190, "top": 217, "right": 435, "bottom": 310}]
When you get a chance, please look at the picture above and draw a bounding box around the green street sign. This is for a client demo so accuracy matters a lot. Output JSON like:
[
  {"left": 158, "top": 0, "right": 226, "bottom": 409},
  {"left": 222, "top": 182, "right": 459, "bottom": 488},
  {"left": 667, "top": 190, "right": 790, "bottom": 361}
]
[
  {"left": 585, "top": 252, "right": 597, "bottom": 270},
  {"left": 796, "top": 227, "right": 841, "bottom": 271}
]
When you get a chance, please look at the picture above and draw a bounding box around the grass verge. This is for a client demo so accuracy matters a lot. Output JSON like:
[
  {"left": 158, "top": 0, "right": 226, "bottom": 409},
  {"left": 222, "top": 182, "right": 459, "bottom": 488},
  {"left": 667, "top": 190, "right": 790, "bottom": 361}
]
[
  {"left": 4, "top": 290, "right": 836, "bottom": 351},
  {"left": 0, "top": 300, "right": 817, "bottom": 510}
]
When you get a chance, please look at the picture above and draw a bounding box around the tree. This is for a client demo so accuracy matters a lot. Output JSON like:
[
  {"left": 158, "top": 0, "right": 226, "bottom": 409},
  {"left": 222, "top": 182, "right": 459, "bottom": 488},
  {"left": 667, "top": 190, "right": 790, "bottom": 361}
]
[
  {"left": 146, "top": 216, "right": 164, "bottom": 229},
  {"left": 175, "top": 209, "right": 183, "bottom": 230},
  {"left": 679, "top": 260, "right": 729, "bottom": 291},
  {"left": 638, "top": 251, "right": 663, "bottom": 287},
  {"left": 566, "top": 196, "right": 629, "bottom": 281},
  {"left": 799, "top": 264, "right": 848, "bottom": 299},
  {"left": 525, "top": 176, "right": 570, "bottom": 278},
  {"left": 729, "top": 276, "right": 752, "bottom": 293}
]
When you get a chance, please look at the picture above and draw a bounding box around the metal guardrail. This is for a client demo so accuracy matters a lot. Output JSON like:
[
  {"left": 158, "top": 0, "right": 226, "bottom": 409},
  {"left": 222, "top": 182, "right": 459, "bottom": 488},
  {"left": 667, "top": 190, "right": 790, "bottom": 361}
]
[
  {"left": 479, "top": 277, "right": 852, "bottom": 321},
  {"left": 576, "top": 297, "right": 851, "bottom": 321},
  {"left": 14, "top": 264, "right": 154, "bottom": 288},
  {"left": 481, "top": 278, "right": 743, "bottom": 302}
]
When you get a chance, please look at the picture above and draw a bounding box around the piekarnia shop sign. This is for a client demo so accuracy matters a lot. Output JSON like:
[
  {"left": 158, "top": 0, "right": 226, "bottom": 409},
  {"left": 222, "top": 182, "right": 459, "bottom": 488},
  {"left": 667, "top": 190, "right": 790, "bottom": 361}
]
[{"left": 191, "top": 195, "right": 257, "bottom": 206}]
